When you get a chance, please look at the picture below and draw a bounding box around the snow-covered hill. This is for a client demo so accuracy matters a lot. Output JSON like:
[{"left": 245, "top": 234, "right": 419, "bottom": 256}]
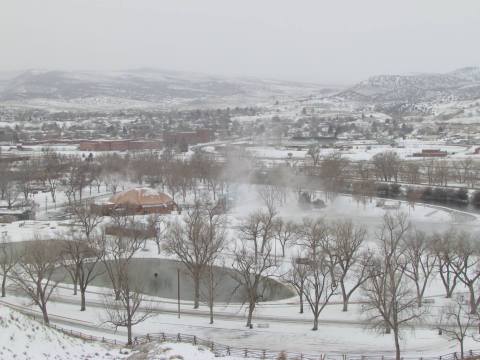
[
  {"left": 0, "top": 306, "right": 247, "bottom": 360},
  {"left": 0, "top": 306, "right": 127, "bottom": 359},
  {"left": 337, "top": 67, "right": 480, "bottom": 104},
  {"left": 0, "top": 69, "right": 335, "bottom": 110}
]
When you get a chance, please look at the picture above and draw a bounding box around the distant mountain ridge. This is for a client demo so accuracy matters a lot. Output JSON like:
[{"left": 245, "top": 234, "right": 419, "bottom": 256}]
[
  {"left": 337, "top": 66, "right": 480, "bottom": 104},
  {"left": 0, "top": 69, "right": 334, "bottom": 110}
]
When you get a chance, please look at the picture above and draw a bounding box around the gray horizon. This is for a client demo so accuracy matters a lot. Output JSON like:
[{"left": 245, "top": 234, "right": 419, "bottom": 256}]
[{"left": 1, "top": 0, "right": 479, "bottom": 85}]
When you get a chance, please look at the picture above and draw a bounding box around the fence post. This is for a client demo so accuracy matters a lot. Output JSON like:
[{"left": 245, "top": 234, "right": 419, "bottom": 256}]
[
  {"left": 162, "top": 332, "right": 166, "bottom": 341},
  {"left": 262, "top": 349, "right": 266, "bottom": 359},
  {"left": 177, "top": 333, "right": 181, "bottom": 342},
  {"left": 227, "top": 347, "right": 230, "bottom": 356},
  {"left": 211, "top": 342, "right": 214, "bottom": 352},
  {"left": 244, "top": 349, "right": 248, "bottom": 358},
  {"left": 193, "top": 336, "right": 197, "bottom": 345},
  {"left": 470, "top": 350, "right": 473, "bottom": 356},
  {"left": 454, "top": 352, "right": 457, "bottom": 360},
  {"left": 147, "top": 334, "right": 151, "bottom": 342}
]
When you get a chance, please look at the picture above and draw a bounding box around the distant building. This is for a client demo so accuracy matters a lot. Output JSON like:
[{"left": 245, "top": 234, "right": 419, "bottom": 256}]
[
  {"left": 79, "top": 139, "right": 162, "bottom": 152},
  {"left": 163, "top": 129, "right": 214, "bottom": 149},
  {"left": 92, "top": 188, "right": 178, "bottom": 215},
  {"left": 0, "top": 208, "right": 34, "bottom": 222},
  {"left": 412, "top": 149, "right": 448, "bottom": 157}
]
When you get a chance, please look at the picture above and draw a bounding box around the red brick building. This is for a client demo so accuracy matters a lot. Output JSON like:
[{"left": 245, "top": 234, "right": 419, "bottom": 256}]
[
  {"left": 412, "top": 149, "right": 448, "bottom": 157},
  {"left": 79, "top": 139, "right": 162, "bottom": 152},
  {"left": 163, "top": 129, "right": 214, "bottom": 148}
]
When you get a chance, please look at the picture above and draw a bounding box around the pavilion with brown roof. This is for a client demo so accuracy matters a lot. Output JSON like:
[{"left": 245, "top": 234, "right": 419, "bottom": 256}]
[{"left": 93, "top": 188, "right": 178, "bottom": 215}]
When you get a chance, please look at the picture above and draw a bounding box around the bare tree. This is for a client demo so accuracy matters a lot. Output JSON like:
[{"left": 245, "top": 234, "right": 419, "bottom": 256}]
[
  {"left": 12, "top": 239, "right": 62, "bottom": 324},
  {"left": 285, "top": 254, "right": 309, "bottom": 314},
  {"left": 200, "top": 262, "right": 225, "bottom": 324},
  {"left": 100, "top": 214, "right": 145, "bottom": 300},
  {"left": 232, "top": 209, "right": 278, "bottom": 327},
  {"left": 239, "top": 209, "right": 276, "bottom": 261},
  {"left": 272, "top": 218, "right": 298, "bottom": 258},
  {"left": 40, "top": 148, "right": 65, "bottom": 203},
  {"left": 372, "top": 151, "right": 401, "bottom": 182},
  {"left": 297, "top": 218, "right": 338, "bottom": 330},
  {"left": 103, "top": 262, "right": 154, "bottom": 346},
  {"left": 319, "top": 152, "right": 349, "bottom": 198},
  {"left": 17, "top": 159, "right": 39, "bottom": 202},
  {"left": 3, "top": 182, "right": 21, "bottom": 209},
  {"left": 70, "top": 200, "right": 102, "bottom": 240},
  {"left": 0, "top": 234, "right": 18, "bottom": 297},
  {"left": 257, "top": 185, "right": 281, "bottom": 215},
  {"left": 403, "top": 229, "right": 437, "bottom": 307},
  {"left": 431, "top": 229, "right": 462, "bottom": 298},
  {"left": 307, "top": 144, "right": 322, "bottom": 167},
  {"left": 403, "top": 161, "right": 421, "bottom": 184},
  {"left": 437, "top": 299, "right": 477, "bottom": 359},
  {"left": 60, "top": 230, "right": 103, "bottom": 310},
  {"left": 165, "top": 202, "right": 226, "bottom": 309},
  {"left": 326, "top": 220, "right": 369, "bottom": 312},
  {"left": 362, "top": 212, "right": 424, "bottom": 360},
  {"left": 147, "top": 214, "right": 167, "bottom": 255},
  {"left": 449, "top": 232, "right": 480, "bottom": 314}
]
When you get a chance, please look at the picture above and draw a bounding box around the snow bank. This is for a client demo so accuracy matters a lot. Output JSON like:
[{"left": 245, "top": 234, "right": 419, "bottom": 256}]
[
  {"left": 130, "top": 342, "right": 245, "bottom": 360},
  {"left": 0, "top": 306, "right": 127, "bottom": 359}
]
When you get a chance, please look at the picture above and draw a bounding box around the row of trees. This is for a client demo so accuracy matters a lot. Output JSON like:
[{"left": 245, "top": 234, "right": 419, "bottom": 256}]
[
  {"left": 0, "top": 202, "right": 156, "bottom": 345},
  {"left": 3, "top": 198, "right": 480, "bottom": 356},
  {"left": 306, "top": 147, "right": 480, "bottom": 189}
]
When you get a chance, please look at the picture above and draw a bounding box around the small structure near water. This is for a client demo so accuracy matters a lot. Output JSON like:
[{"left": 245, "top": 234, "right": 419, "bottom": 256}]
[{"left": 92, "top": 187, "right": 178, "bottom": 216}]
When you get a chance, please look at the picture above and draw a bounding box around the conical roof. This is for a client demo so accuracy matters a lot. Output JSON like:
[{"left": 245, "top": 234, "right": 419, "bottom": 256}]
[{"left": 109, "top": 188, "right": 173, "bottom": 206}]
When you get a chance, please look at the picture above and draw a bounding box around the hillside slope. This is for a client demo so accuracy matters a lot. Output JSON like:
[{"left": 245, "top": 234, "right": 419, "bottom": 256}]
[
  {"left": 0, "top": 306, "right": 127, "bottom": 359},
  {"left": 0, "top": 69, "right": 334, "bottom": 110},
  {"left": 337, "top": 67, "right": 480, "bottom": 104}
]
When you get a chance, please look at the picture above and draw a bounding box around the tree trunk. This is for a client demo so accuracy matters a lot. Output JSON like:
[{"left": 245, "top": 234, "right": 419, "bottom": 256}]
[
  {"left": 193, "top": 273, "right": 200, "bottom": 309},
  {"left": 127, "top": 322, "right": 132, "bottom": 346},
  {"left": 394, "top": 328, "right": 401, "bottom": 360},
  {"left": 312, "top": 315, "right": 319, "bottom": 331},
  {"left": 341, "top": 283, "right": 349, "bottom": 312},
  {"left": 468, "top": 284, "right": 477, "bottom": 314},
  {"left": 1, "top": 274, "right": 6, "bottom": 297},
  {"left": 246, "top": 302, "right": 255, "bottom": 327},
  {"left": 41, "top": 305, "right": 50, "bottom": 325},
  {"left": 460, "top": 339, "right": 464, "bottom": 360},
  {"left": 299, "top": 290, "right": 304, "bottom": 314},
  {"left": 73, "top": 276, "right": 78, "bottom": 295},
  {"left": 209, "top": 303, "right": 214, "bottom": 324},
  {"left": 80, "top": 290, "right": 86, "bottom": 311}
]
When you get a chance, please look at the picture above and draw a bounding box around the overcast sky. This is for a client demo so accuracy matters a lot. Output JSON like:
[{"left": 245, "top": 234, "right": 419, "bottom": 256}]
[{"left": 1, "top": 0, "right": 479, "bottom": 84}]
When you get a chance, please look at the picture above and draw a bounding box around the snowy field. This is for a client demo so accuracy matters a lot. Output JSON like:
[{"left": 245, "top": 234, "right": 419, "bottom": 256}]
[{"left": 2, "top": 183, "right": 480, "bottom": 357}]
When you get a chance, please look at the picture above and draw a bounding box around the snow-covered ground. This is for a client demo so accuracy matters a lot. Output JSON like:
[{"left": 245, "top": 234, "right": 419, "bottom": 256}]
[
  {"left": 0, "top": 306, "right": 129, "bottom": 359},
  {"left": 2, "top": 183, "right": 480, "bottom": 357}
]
